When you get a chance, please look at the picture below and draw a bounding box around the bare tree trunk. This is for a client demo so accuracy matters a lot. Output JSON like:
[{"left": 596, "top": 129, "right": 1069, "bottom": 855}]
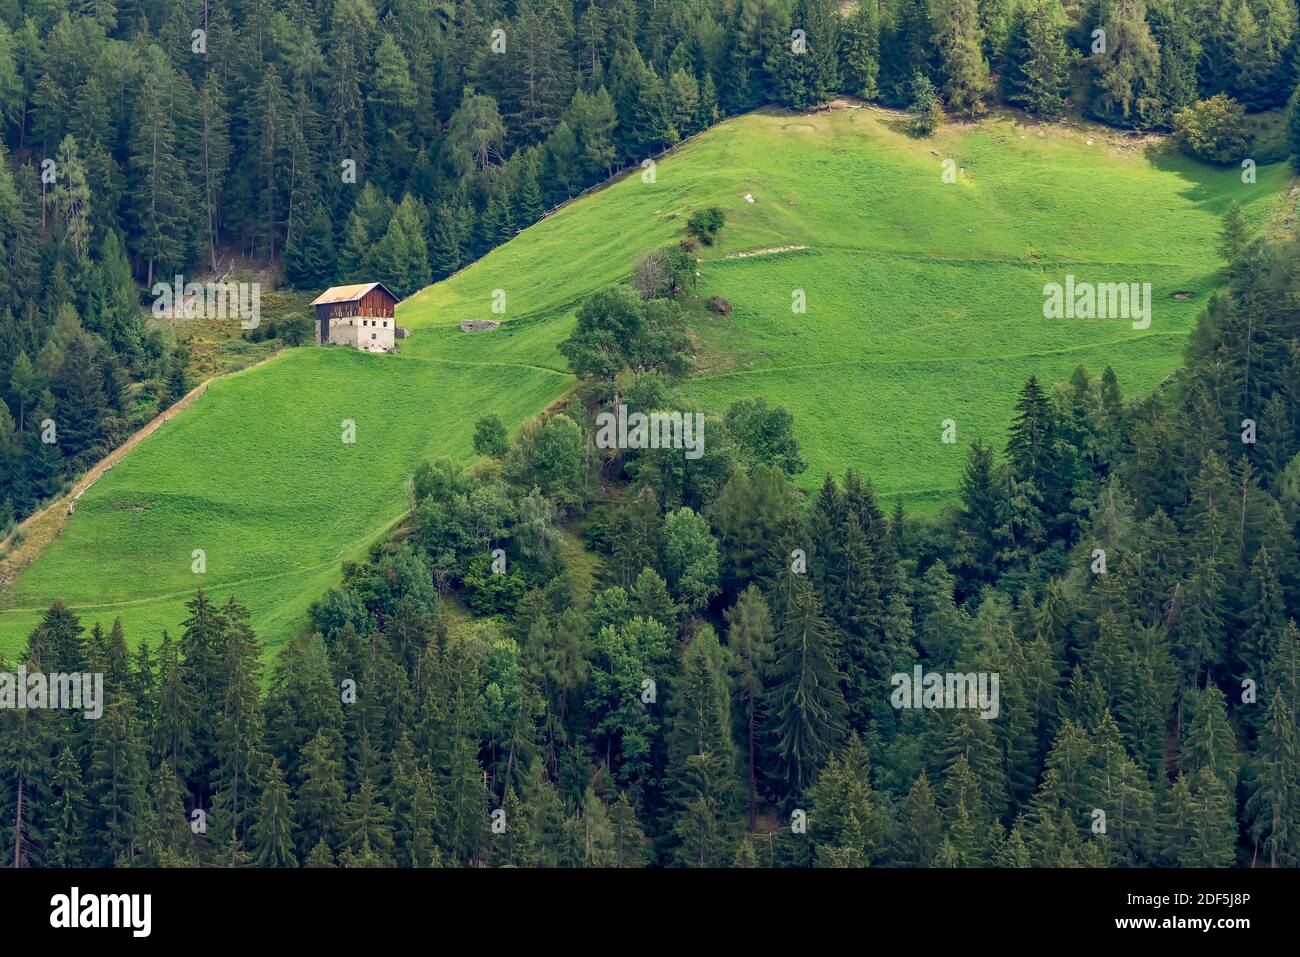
[
  {"left": 747, "top": 708, "right": 757, "bottom": 832},
  {"left": 205, "top": 105, "right": 217, "bottom": 273},
  {"left": 13, "top": 774, "right": 24, "bottom": 868}
]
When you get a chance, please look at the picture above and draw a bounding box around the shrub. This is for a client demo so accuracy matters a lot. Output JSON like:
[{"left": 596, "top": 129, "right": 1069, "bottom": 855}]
[
  {"left": 462, "top": 552, "right": 528, "bottom": 615},
  {"left": 473, "top": 413, "right": 509, "bottom": 458},
  {"left": 470, "top": 410, "right": 504, "bottom": 455},
  {"left": 247, "top": 320, "right": 278, "bottom": 342},
  {"left": 708, "top": 295, "right": 732, "bottom": 317},
  {"left": 907, "top": 73, "right": 942, "bottom": 137},
  {"left": 662, "top": 243, "right": 698, "bottom": 297},
  {"left": 633, "top": 248, "right": 670, "bottom": 299},
  {"left": 278, "top": 314, "right": 314, "bottom": 346},
  {"left": 583, "top": 506, "right": 617, "bottom": 553},
  {"left": 1173, "top": 95, "right": 1250, "bottom": 165},
  {"left": 687, "top": 206, "right": 726, "bottom": 245}
]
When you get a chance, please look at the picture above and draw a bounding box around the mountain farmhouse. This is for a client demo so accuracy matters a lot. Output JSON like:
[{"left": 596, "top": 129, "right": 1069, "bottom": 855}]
[{"left": 311, "top": 282, "right": 404, "bottom": 353}]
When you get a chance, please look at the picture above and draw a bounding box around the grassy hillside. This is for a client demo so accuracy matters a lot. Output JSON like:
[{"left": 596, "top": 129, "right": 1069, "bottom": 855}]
[
  {"left": 0, "top": 349, "right": 571, "bottom": 655},
  {"left": 403, "top": 105, "right": 1287, "bottom": 506},
  {"left": 0, "top": 104, "right": 1286, "bottom": 655}
]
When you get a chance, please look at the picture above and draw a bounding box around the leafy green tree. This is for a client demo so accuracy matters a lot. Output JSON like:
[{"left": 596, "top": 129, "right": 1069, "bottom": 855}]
[
  {"left": 686, "top": 207, "right": 726, "bottom": 245},
  {"left": 724, "top": 397, "right": 806, "bottom": 476},
  {"left": 1173, "top": 94, "right": 1250, "bottom": 164},
  {"left": 446, "top": 88, "right": 506, "bottom": 178},
  {"left": 906, "top": 72, "right": 943, "bottom": 135},
  {"left": 473, "top": 413, "right": 509, "bottom": 458},
  {"left": 659, "top": 507, "right": 721, "bottom": 613},
  {"left": 560, "top": 284, "right": 690, "bottom": 380}
]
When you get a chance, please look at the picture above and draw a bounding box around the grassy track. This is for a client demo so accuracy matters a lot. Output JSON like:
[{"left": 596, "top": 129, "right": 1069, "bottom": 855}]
[{"left": 1, "top": 104, "right": 1286, "bottom": 655}]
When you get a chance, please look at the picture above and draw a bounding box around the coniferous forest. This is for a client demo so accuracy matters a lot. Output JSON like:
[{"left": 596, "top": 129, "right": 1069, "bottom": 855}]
[
  {"left": 1, "top": 0, "right": 1299, "bottom": 879},
  {"left": 4, "top": 212, "right": 1300, "bottom": 869}
]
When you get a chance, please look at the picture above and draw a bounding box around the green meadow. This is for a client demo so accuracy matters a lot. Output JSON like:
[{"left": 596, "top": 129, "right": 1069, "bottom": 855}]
[
  {"left": 0, "top": 349, "right": 571, "bottom": 655},
  {"left": 403, "top": 106, "right": 1287, "bottom": 505},
  {"left": 1, "top": 105, "right": 1287, "bottom": 654}
]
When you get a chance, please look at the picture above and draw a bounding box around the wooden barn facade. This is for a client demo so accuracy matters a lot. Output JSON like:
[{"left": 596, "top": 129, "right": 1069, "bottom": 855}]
[{"left": 311, "top": 282, "right": 402, "bottom": 353}]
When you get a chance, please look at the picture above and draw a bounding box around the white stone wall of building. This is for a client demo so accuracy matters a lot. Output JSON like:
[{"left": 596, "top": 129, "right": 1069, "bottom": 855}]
[{"left": 324, "top": 315, "right": 396, "bottom": 353}]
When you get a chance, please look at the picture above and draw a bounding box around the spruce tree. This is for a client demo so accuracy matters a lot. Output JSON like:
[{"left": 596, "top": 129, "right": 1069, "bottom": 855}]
[
  {"left": 1247, "top": 688, "right": 1300, "bottom": 866},
  {"left": 1009, "top": 0, "right": 1071, "bottom": 118},
  {"left": 128, "top": 71, "right": 191, "bottom": 286},
  {"left": 251, "top": 758, "right": 298, "bottom": 867},
  {"left": 726, "top": 585, "right": 775, "bottom": 830},
  {"left": 839, "top": 1, "right": 881, "bottom": 100},
  {"left": 897, "top": 771, "right": 943, "bottom": 866},
  {"left": 768, "top": 575, "right": 848, "bottom": 797},
  {"left": 932, "top": 0, "right": 992, "bottom": 116},
  {"left": 44, "top": 746, "right": 87, "bottom": 867}
]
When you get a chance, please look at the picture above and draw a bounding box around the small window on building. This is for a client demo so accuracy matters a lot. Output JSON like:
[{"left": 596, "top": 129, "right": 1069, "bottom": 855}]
[
  {"left": 383, "top": 321, "right": 388, "bottom": 327},
  {"left": 371, "top": 333, "right": 377, "bottom": 340}
]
